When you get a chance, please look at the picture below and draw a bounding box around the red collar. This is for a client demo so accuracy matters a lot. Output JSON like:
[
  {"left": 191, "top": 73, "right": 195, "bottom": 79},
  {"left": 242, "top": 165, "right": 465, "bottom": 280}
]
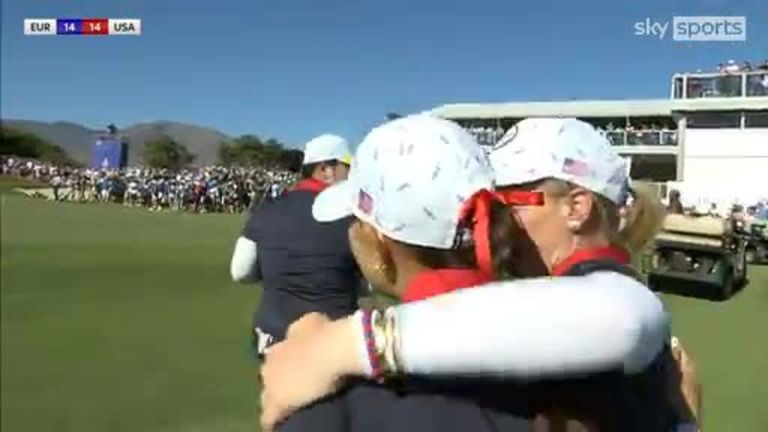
[
  {"left": 550, "top": 246, "right": 631, "bottom": 276},
  {"left": 401, "top": 268, "right": 493, "bottom": 303},
  {"left": 290, "top": 178, "right": 328, "bottom": 193}
]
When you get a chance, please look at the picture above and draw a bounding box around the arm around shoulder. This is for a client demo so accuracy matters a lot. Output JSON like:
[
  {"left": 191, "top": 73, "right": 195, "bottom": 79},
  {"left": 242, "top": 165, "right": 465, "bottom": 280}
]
[{"left": 392, "top": 272, "right": 669, "bottom": 378}]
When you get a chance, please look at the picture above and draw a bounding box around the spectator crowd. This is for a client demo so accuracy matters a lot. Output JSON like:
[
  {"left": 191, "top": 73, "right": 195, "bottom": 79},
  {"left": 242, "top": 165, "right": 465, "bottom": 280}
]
[
  {"left": 464, "top": 124, "right": 678, "bottom": 148},
  {"left": 599, "top": 123, "right": 678, "bottom": 147},
  {"left": 681, "top": 59, "right": 768, "bottom": 98},
  {"left": 715, "top": 59, "right": 768, "bottom": 74},
  {"left": 1, "top": 156, "right": 298, "bottom": 213}
]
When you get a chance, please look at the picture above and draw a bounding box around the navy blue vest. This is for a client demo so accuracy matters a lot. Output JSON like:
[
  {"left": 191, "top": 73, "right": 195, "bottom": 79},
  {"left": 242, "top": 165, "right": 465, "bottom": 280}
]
[
  {"left": 250, "top": 189, "right": 360, "bottom": 432},
  {"left": 244, "top": 189, "right": 360, "bottom": 341}
]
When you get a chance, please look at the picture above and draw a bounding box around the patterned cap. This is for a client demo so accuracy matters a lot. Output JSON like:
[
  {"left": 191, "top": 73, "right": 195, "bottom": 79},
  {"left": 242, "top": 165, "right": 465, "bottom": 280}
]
[
  {"left": 313, "top": 115, "right": 494, "bottom": 249},
  {"left": 491, "top": 118, "right": 630, "bottom": 204},
  {"left": 302, "top": 134, "right": 352, "bottom": 165}
]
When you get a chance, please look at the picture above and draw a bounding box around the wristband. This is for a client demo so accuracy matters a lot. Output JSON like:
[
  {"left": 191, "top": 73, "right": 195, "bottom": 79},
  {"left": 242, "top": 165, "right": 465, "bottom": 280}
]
[
  {"left": 357, "top": 307, "right": 401, "bottom": 382},
  {"left": 362, "top": 309, "right": 385, "bottom": 382},
  {"left": 353, "top": 310, "right": 374, "bottom": 377}
]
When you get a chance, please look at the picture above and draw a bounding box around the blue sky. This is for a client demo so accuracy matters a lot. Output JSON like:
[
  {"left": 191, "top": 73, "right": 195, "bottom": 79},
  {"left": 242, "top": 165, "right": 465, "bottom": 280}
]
[{"left": 1, "top": 0, "right": 765, "bottom": 147}]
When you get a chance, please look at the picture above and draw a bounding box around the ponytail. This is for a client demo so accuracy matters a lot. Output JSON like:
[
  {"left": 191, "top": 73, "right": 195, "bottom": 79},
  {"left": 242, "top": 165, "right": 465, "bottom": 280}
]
[
  {"left": 489, "top": 201, "right": 517, "bottom": 278},
  {"left": 616, "top": 184, "right": 666, "bottom": 257}
]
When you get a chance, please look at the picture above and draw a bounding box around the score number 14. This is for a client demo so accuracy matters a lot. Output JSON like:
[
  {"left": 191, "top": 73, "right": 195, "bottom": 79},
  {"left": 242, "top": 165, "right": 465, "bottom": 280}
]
[{"left": 83, "top": 19, "right": 108, "bottom": 35}]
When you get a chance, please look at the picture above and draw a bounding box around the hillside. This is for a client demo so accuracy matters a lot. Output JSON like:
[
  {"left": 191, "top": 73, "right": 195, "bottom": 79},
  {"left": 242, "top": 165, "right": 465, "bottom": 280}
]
[
  {"left": 1, "top": 119, "right": 233, "bottom": 166},
  {"left": 1, "top": 120, "right": 96, "bottom": 163}
]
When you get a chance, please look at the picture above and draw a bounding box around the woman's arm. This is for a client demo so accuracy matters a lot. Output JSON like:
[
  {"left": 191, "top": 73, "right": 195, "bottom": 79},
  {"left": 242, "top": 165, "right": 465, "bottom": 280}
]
[
  {"left": 392, "top": 271, "right": 669, "bottom": 377},
  {"left": 259, "top": 272, "right": 670, "bottom": 430}
]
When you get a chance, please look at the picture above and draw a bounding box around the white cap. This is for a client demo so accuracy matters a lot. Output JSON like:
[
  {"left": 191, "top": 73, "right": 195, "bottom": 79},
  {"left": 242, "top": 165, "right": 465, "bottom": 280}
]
[
  {"left": 312, "top": 115, "right": 493, "bottom": 249},
  {"left": 491, "top": 118, "right": 630, "bottom": 205},
  {"left": 302, "top": 134, "right": 352, "bottom": 165}
]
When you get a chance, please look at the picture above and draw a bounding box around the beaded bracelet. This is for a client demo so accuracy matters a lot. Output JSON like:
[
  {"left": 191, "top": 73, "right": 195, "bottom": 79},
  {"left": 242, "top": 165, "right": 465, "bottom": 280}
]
[
  {"left": 361, "top": 309, "right": 385, "bottom": 382},
  {"left": 359, "top": 306, "right": 402, "bottom": 382}
]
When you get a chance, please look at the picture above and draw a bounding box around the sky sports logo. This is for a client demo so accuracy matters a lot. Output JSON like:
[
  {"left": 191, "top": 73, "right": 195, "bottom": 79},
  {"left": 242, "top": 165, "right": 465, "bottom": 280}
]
[{"left": 634, "top": 16, "right": 746, "bottom": 41}]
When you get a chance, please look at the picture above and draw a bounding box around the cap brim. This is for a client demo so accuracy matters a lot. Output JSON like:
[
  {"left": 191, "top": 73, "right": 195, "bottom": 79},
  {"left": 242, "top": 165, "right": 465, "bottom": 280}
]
[{"left": 312, "top": 180, "right": 355, "bottom": 222}]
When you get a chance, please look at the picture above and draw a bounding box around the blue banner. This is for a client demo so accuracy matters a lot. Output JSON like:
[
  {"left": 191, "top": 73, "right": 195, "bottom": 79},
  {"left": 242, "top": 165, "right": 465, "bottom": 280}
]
[{"left": 90, "top": 137, "right": 126, "bottom": 169}]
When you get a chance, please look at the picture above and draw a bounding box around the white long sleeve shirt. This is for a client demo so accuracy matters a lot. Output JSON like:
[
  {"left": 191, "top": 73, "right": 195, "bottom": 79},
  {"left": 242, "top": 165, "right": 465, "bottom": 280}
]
[
  {"left": 389, "top": 271, "right": 668, "bottom": 378},
  {"left": 230, "top": 236, "right": 259, "bottom": 283}
]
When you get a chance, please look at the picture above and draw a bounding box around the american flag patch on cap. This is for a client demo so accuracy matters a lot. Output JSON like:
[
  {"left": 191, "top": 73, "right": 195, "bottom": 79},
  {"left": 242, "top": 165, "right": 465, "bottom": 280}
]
[
  {"left": 358, "top": 190, "right": 374, "bottom": 215},
  {"left": 562, "top": 157, "right": 590, "bottom": 176}
]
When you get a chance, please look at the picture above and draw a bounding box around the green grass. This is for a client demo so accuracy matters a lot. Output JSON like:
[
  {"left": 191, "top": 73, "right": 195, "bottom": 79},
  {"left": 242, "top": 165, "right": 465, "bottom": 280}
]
[
  {"left": 1, "top": 194, "right": 767, "bottom": 431},
  {"left": 1, "top": 195, "right": 259, "bottom": 432},
  {"left": 663, "top": 277, "right": 768, "bottom": 431},
  {"left": 0, "top": 175, "right": 48, "bottom": 192}
]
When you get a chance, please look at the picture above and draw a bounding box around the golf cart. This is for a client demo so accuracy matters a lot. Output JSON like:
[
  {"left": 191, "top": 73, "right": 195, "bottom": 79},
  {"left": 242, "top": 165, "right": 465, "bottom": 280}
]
[
  {"left": 645, "top": 213, "right": 747, "bottom": 300},
  {"left": 744, "top": 220, "right": 768, "bottom": 264}
]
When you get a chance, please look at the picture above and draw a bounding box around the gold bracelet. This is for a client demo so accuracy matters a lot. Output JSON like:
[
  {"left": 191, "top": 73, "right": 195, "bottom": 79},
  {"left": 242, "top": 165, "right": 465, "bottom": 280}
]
[
  {"left": 382, "top": 307, "right": 400, "bottom": 376},
  {"left": 370, "top": 309, "right": 388, "bottom": 378}
]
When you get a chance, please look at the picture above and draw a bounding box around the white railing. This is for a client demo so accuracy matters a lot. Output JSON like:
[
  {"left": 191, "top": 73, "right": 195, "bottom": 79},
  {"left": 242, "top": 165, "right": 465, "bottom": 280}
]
[{"left": 671, "top": 70, "right": 768, "bottom": 99}]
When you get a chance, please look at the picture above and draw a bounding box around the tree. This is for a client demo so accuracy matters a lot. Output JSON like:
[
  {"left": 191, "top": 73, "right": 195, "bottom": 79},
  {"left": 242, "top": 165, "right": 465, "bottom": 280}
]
[
  {"left": 142, "top": 136, "right": 195, "bottom": 170},
  {"left": 234, "top": 135, "right": 268, "bottom": 165},
  {"left": 217, "top": 141, "right": 238, "bottom": 166},
  {"left": 261, "top": 139, "right": 283, "bottom": 164},
  {"left": 217, "top": 135, "right": 302, "bottom": 171},
  {"left": 278, "top": 149, "right": 304, "bottom": 172},
  {"left": 0, "top": 126, "right": 80, "bottom": 166}
]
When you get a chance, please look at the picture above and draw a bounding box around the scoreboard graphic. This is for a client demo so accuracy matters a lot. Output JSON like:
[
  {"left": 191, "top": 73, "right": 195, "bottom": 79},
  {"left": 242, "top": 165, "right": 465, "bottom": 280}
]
[{"left": 24, "top": 18, "right": 141, "bottom": 36}]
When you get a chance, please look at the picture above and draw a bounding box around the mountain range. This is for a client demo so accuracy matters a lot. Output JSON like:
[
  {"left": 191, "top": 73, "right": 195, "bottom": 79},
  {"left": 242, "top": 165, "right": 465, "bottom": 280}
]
[{"left": 1, "top": 119, "right": 235, "bottom": 166}]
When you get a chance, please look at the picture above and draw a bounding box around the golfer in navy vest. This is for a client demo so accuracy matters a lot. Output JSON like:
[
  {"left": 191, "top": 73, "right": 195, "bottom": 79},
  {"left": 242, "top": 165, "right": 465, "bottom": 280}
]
[
  {"left": 230, "top": 134, "right": 359, "bottom": 353},
  {"left": 229, "top": 134, "right": 360, "bottom": 430}
]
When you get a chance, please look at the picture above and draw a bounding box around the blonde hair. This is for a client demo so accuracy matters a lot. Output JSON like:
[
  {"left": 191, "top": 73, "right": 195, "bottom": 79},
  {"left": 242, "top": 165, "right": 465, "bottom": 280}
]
[
  {"left": 544, "top": 180, "right": 666, "bottom": 258},
  {"left": 615, "top": 184, "right": 666, "bottom": 256}
]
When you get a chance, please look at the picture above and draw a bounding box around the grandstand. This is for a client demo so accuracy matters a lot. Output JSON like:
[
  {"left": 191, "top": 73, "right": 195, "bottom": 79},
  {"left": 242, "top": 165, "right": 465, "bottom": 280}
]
[{"left": 430, "top": 69, "right": 768, "bottom": 209}]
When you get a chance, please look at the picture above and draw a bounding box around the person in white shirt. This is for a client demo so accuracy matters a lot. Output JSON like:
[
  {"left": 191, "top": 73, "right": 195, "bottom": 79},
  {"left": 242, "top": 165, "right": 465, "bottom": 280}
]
[{"left": 724, "top": 59, "right": 740, "bottom": 73}]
